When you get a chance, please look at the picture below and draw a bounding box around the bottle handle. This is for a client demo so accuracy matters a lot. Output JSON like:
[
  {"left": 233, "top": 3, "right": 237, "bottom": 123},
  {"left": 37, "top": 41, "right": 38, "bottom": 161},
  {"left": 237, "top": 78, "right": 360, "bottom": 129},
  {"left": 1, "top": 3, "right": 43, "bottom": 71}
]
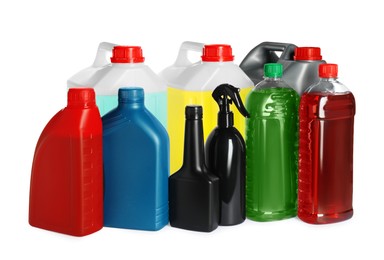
[
  {"left": 173, "top": 41, "right": 204, "bottom": 67},
  {"left": 240, "top": 42, "right": 297, "bottom": 69},
  {"left": 92, "top": 42, "right": 117, "bottom": 67}
]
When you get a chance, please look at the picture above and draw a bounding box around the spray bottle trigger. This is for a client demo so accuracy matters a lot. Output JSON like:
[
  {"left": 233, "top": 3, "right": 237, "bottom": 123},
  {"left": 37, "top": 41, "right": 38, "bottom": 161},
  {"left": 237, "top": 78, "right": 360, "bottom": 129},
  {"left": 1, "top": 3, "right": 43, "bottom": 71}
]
[{"left": 212, "top": 84, "right": 249, "bottom": 118}]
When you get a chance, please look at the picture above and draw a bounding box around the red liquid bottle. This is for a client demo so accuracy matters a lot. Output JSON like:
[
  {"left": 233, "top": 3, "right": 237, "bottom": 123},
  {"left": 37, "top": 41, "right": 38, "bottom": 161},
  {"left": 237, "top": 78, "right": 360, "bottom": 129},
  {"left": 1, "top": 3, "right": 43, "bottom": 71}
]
[
  {"left": 298, "top": 64, "right": 355, "bottom": 224},
  {"left": 29, "top": 88, "right": 103, "bottom": 236}
]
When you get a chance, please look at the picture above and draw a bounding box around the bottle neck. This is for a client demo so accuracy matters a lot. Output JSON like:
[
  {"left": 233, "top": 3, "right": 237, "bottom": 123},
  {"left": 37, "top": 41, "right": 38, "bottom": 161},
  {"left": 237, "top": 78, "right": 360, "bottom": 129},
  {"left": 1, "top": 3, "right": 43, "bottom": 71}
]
[
  {"left": 67, "top": 102, "right": 96, "bottom": 109},
  {"left": 218, "top": 109, "right": 233, "bottom": 128},
  {"left": 320, "top": 77, "right": 337, "bottom": 82},
  {"left": 111, "top": 62, "right": 145, "bottom": 68},
  {"left": 264, "top": 76, "right": 283, "bottom": 82},
  {"left": 202, "top": 61, "right": 233, "bottom": 65},
  {"left": 118, "top": 100, "right": 145, "bottom": 109},
  {"left": 257, "top": 76, "right": 292, "bottom": 90},
  {"left": 182, "top": 117, "right": 206, "bottom": 172}
]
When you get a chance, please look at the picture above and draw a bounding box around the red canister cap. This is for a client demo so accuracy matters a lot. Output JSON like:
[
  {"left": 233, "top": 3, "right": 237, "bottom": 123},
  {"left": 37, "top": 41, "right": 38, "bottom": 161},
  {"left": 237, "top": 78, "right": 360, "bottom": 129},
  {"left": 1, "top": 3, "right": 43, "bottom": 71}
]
[
  {"left": 110, "top": 46, "right": 145, "bottom": 63},
  {"left": 202, "top": 44, "right": 234, "bottom": 62},
  {"left": 294, "top": 47, "right": 322, "bottom": 61}
]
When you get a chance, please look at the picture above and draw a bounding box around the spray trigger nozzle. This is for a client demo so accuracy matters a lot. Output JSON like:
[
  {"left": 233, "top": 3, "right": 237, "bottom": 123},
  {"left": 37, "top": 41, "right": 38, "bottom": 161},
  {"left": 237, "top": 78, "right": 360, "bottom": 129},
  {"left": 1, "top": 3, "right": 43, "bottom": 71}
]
[{"left": 212, "top": 84, "right": 249, "bottom": 127}]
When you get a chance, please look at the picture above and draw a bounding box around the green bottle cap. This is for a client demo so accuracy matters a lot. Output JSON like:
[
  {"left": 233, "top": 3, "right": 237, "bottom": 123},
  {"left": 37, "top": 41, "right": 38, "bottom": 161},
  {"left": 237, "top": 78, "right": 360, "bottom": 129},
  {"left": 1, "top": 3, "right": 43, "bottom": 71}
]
[{"left": 264, "top": 63, "right": 283, "bottom": 78}]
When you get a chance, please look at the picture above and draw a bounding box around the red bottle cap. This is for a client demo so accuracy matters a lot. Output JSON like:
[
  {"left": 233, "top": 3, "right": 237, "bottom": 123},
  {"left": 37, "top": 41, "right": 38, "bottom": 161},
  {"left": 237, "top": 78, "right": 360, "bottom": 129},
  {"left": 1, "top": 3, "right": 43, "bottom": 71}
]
[
  {"left": 319, "top": 63, "right": 338, "bottom": 78},
  {"left": 68, "top": 88, "right": 96, "bottom": 107},
  {"left": 110, "top": 46, "right": 145, "bottom": 63},
  {"left": 201, "top": 44, "right": 234, "bottom": 62},
  {"left": 294, "top": 47, "right": 322, "bottom": 60}
]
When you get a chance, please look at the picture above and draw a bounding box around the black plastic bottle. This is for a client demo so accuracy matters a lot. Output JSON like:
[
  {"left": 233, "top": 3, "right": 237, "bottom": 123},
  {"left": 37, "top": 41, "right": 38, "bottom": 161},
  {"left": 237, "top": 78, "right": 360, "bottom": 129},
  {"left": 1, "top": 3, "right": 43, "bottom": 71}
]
[
  {"left": 205, "top": 84, "right": 249, "bottom": 226},
  {"left": 169, "top": 105, "right": 220, "bottom": 232}
]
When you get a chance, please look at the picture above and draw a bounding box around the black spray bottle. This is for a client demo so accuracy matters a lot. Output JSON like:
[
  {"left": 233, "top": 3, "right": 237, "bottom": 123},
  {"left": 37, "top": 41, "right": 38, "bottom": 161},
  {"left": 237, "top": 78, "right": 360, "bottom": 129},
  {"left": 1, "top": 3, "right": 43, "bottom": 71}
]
[
  {"left": 169, "top": 105, "right": 220, "bottom": 232},
  {"left": 205, "top": 84, "right": 249, "bottom": 226}
]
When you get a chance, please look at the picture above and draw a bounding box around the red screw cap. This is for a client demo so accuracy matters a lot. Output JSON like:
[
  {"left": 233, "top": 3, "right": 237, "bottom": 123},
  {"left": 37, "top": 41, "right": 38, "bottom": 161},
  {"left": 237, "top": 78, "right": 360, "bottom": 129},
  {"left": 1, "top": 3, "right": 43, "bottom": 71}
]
[
  {"left": 319, "top": 63, "right": 338, "bottom": 78},
  {"left": 68, "top": 88, "right": 96, "bottom": 107},
  {"left": 294, "top": 47, "right": 322, "bottom": 61},
  {"left": 202, "top": 44, "right": 234, "bottom": 62},
  {"left": 110, "top": 46, "right": 145, "bottom": 63}
]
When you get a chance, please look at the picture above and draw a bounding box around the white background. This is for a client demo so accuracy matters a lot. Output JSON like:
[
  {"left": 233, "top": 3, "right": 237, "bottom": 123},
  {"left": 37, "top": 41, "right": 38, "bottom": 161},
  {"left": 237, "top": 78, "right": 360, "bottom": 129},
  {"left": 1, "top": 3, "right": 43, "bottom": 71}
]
[{"left": 1, "top": 0, "right": 383, "bottom": 259}]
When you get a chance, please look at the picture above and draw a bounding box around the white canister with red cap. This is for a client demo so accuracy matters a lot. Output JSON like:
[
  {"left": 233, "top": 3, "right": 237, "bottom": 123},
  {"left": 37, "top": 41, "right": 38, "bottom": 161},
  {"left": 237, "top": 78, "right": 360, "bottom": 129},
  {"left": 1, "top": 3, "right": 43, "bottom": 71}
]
[{"left": 68, "top": 43, "right": 167, "bottom": 127}]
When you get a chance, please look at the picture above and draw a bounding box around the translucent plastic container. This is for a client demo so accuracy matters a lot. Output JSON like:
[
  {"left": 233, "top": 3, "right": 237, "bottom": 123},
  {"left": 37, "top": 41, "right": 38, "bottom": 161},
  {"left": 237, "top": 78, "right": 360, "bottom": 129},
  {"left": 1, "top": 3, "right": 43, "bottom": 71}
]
[
  {"left": 298, "top": 64, "right": 355, "bottom": 224},
  {"left": 68, "top": 43, "right": 167, "bottom": 127},
  {"left": 245, "top": 63, "right": 299, "bottom": 221}
]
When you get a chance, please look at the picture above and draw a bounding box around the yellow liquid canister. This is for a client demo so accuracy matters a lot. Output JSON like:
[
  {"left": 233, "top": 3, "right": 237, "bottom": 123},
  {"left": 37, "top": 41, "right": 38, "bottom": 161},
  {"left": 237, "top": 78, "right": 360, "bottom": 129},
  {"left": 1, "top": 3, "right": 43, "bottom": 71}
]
[{"left": 160, "top": 43, "right": 253, "bottom": 173}]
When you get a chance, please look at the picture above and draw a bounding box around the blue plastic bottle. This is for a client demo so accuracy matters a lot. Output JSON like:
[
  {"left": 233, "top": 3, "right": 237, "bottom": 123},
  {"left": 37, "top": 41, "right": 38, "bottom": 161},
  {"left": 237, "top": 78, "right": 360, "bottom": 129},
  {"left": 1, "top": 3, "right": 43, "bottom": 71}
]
[{"left": 102, "top": 87, "right": 169, "bottom": 231}]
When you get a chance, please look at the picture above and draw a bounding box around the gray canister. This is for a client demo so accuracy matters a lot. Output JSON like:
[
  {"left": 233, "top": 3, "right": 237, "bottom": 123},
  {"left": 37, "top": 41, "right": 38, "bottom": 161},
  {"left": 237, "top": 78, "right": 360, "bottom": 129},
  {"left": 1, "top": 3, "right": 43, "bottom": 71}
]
[{"left": 240, "top": 42, "right": 326, "bottom": 95}]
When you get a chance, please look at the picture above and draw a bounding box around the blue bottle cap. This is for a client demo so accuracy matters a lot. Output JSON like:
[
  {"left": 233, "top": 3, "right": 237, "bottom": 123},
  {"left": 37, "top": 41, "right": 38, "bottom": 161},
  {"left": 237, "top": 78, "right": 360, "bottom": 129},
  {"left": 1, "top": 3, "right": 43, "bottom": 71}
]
[{"left": 118, "top": 87, "right": 144, "bottom": 103}]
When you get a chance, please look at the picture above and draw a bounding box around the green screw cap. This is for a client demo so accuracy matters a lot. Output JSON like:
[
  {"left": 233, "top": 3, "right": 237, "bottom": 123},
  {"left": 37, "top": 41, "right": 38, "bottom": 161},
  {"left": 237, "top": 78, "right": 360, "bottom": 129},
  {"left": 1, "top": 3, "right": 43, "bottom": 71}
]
[{"left": 264, "top": 63, "right": 283, "bottom": 78}]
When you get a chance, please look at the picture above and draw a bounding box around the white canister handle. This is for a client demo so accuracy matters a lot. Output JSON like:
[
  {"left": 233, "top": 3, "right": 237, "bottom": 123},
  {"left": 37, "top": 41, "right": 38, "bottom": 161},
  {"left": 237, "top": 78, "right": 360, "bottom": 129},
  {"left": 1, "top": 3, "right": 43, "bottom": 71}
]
[
  {"left": 92, "top": 42, "right": 117, "bottom": 67},
  {"left": 173, "top": 41, "right": 204, "bottom": 67}
]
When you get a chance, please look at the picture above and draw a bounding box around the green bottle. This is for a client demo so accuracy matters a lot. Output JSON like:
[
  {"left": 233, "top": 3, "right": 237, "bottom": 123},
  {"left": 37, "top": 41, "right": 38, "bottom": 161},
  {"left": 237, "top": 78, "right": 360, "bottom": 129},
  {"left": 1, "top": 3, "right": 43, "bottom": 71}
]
[{"left": 245, "top": 63, "right": 299, "bottom": 221}]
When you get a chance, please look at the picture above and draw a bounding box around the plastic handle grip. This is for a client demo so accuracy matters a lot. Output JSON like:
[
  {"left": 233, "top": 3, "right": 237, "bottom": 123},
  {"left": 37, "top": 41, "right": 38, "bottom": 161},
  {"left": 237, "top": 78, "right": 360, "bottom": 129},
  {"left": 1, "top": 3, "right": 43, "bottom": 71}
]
[
  {"left": 92, "top": 42, "right": 117, "bottom": 67},
  {"left": 174, "top": 41, "right": 204, "bottom": 67},
  {"left": 260, "top": 42, "right": 297, "bottom": 59},
  {"left": 240, "top": 42, "right": 297, "bottom": 69}
]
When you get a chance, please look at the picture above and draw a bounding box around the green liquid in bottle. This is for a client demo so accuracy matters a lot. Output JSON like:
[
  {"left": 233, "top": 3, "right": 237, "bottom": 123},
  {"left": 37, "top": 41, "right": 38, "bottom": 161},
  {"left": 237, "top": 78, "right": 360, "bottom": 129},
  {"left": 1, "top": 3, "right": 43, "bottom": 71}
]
[{"left": 245, "top": 87, "right": 299, "bottom": 221}]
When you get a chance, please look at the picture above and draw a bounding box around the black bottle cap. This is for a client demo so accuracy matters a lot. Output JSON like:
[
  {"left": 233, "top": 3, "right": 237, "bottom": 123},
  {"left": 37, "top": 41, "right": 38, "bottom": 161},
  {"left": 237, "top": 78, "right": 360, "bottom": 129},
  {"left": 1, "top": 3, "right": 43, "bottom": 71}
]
[{"left": 186, "top": 105, "right": 203, "bottom": 120}]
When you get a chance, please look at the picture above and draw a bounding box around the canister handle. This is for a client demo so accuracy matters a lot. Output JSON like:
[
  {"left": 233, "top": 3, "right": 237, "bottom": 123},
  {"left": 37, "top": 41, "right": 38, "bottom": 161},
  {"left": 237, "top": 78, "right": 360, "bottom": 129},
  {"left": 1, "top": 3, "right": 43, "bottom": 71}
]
[
  {"left": 174, "top": 41, "right": 204, "bottom": 67},
  {"left": 92, "top": 42, "right": 117, "bottom": 67},
  {"left": 240, "top": 42, "right": 297, "bottom": 69}
]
